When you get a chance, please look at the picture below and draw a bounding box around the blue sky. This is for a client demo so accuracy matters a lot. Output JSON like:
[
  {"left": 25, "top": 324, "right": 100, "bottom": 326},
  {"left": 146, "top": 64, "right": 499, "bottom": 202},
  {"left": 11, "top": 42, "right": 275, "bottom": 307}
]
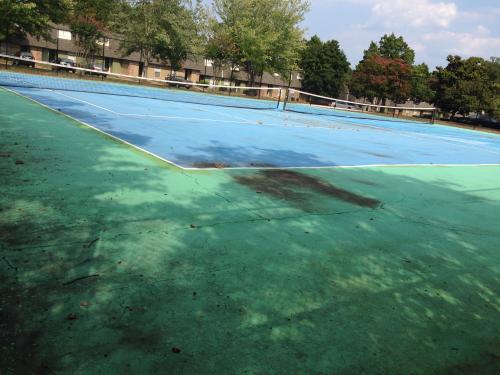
[{"left": 302, "top": 0, "right": 500, "bottom": 69}]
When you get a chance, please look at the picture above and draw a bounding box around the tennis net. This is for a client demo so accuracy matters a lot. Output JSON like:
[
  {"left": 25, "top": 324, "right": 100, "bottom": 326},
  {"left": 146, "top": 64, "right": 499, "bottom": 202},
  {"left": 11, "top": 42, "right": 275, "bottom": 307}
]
[
  {"left": 0, "top": 54, "right": 284, "bottom": 110},
  {"left": 284, "top": 89, "right": 437, "bottom": 124}
]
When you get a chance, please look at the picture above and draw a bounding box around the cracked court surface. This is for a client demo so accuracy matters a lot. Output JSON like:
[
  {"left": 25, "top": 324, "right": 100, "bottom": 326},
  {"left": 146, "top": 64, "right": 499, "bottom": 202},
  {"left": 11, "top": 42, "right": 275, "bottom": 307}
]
[{"left": 1, "top": 86, "right": 500, "bottom": 374}]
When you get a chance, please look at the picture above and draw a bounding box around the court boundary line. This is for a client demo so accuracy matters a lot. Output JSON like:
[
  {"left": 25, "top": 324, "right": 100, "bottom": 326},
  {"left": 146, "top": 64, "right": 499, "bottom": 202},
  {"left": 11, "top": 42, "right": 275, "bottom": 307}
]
[
  {"left": 57, "top": 90, "right": 500, "bottom": 152},
  {"left": 182, "top": 163, "right": 500, "bottom": 171},
  {"left": 54, "top": 88, "right": 500, "bottom": 157},
  {"left": 54, "top": 90, "right": 258, "bottom": 125},
  {"left": 49, "top": 89, "right": 374, "bottom": 130},
  {"left": 2, "top": 87, "right": 186, "bottom": 170},
  {"left": 16, "top": 88, "right": 500, "bottom": 154},
  {"left": 3, "top": 86, "right": 500, "bottom": 172}
]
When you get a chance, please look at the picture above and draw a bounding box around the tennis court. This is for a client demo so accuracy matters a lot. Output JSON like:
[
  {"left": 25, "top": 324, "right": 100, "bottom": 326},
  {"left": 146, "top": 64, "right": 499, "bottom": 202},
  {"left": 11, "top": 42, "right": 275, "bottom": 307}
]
[
  {"left": 2, "top": 69, "right": 500, "bottom": 169},
  {"left": 1, "top": 64, "right": 500, "bottom": 374}
]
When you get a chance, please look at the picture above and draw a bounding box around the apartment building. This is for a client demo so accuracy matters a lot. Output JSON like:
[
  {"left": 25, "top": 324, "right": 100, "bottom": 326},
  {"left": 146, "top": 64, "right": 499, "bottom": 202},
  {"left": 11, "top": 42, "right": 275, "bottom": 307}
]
[{"left": 2, "top": 25, "right": 302, "bottom": 97}]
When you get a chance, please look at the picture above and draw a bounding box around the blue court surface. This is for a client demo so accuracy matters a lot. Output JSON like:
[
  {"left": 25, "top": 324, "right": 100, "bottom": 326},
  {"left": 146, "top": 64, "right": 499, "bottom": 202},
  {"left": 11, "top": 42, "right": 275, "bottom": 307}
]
[{"left": 5, "top": 83, "right": 500, "bottom": 169}]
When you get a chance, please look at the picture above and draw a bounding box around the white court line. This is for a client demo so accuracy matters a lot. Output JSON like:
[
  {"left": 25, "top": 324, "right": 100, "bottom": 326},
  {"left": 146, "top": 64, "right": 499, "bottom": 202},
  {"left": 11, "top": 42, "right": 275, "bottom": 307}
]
[
  {"left": 3, "top": 87, "right": 186, "bottom": 170},
  {"left": 53, "top": 89, "right": 350, "bottom": 130},
  {"left": 4, "top": 86, "right": 500, "bottom": 172},
  {"left": 54, "top": 90, "right": 251, "bottom": 124},
  {"left": 182, "top": 163, "right": 500, "bottom": 171},
  {"left": 275, "top": 108, "right": 500, "bottom": 155},
  {"left": 50, "top": 89, "right": 444, "bottom": 138}
]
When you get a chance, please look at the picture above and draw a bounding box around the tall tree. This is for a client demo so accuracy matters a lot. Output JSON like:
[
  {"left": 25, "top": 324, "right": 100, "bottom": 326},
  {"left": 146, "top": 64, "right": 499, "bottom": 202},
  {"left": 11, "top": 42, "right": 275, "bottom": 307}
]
[
  {"left": 69, "top": 0, "right": 119, "bottom": 63},
  {"left": 154, "top": 1, "right": 197, "bottom": 74},
  {"left": 299, "top": 35, "right": 350, "bottom": 97},
  {"left": 0, "top": 0, "right": 70, "bottom": 42},
  {"left": 117, "top": 0, "right": 198, "bottom": 77},
  {"left": 485, "top": 57, "right": 500, "bottom": 121},
  {"left": 350, "top": 55, "right": 411, "bottom": 105},
  {"left": 378, "top": 33, "right": 415, "bottom": 65},
  {"left": 410, "top": 63, "right": 435, "bottom": 104},
  {"left": 362, "top": 41, "right": 379, "bottom": 60},
  {"left": 433, "top": 55, "right": 494, "bottom": 119},
  {"left": 211, "top": 0, "right": 309, "bottom": 87},
  {"left": 350, "top": 34, "right": 415, "bottom": 104},
  {"left": 205, "top": 21, "right": 241, "bottom": 83}
]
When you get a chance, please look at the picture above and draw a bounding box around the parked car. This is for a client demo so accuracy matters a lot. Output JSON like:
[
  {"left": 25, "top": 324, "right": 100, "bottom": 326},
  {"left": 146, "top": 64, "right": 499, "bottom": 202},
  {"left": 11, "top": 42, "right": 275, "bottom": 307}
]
[
  {"left": 50, "top": 58, "right": 77, "bottom": 73},
  {"left": 84, "top": 63, "right": 107, "bottom": 77},
  {"left": 13, "top": 51, "right": 35, "bottom": 68},
  {"left": 166, "top": 76, "right": 193, "bottom": 89}
]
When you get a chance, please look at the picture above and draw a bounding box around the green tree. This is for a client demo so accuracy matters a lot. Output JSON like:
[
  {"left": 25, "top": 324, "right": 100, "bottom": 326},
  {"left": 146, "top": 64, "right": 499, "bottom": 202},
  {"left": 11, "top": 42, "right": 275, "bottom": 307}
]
[
  {"left": 362, "top": 41, "right": 379, "bottom": 60},
  {"left": 69, "top": 0, "right": 119, "bottom": 63},
  {"left": 205, "top": 21, "right": 241, "bottom": 83},
  {"left": 299, "top": 35, "right": 350, "bottom": 97},
  {"left": 114, "top": 0, "right": 158, "bottom": 74},
  {"left": 410, "top": 63, "right": 435, "bottom": 104},
  {"left": 211, "top": 0, "right": 309, "bottom": 86},
  {"left": 485, "top": 57, "right": 500, "bottom": 120},
  {"left": 0, "top": 0, "right": 70, "bottom": 42},
  {"left": 378, "top": 33, "right": 415, "bottom": 65},
  {"left": 154, "top": 1, "right": 197, "bottom": 74},
  {"left": 117, "top": 0, "right": 198, "bottom": 77},
  {"left": 433, "top": 55, "right": 494, "bottom": 119}
]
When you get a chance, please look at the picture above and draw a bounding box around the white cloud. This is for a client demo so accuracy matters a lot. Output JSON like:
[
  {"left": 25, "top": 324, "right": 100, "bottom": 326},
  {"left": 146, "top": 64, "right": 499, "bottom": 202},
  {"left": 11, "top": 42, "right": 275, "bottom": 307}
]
[
  {"left": 422, "top": 30, "right": 500, "bottom": 58},
  {"left": 371, "top": 0, "right": 457, "bottom": 28},
  {"left": 305, "top": 0, "right": 499, "bottom": 68}
]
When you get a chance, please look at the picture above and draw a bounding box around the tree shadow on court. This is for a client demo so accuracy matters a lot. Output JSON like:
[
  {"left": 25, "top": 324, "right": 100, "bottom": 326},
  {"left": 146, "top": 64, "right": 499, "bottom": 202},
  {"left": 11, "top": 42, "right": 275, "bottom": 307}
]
[
  {"left": 1, "top": 96, "right": 500, "bottom": 374},
  {"left": 175, "top": 142, "right": 337, "bottom": 168}
]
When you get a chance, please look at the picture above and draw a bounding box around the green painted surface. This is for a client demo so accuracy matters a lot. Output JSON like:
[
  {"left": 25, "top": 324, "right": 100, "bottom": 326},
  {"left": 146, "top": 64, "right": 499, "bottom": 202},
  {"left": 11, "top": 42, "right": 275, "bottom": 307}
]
[{"left": 1, "top": 88, "right": 500, "bottom": 374}]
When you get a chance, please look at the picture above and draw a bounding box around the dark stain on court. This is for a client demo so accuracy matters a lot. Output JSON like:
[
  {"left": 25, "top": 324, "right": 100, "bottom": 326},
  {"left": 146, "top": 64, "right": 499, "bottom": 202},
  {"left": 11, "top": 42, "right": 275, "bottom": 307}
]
[{"left": 234, "top": 170, "right": 380, "bottom": 211}]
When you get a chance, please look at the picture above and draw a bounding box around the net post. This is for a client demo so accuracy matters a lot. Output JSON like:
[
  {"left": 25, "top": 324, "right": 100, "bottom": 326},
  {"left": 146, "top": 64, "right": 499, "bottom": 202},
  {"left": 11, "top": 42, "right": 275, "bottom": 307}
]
[
  {"left": 4, "top": 32, "right": 8, "bottom": 69},
  {"left": 276, "top": 88, "right": 282, "bottom": 109},
  {"left": 431, "top": 109, "right": 436, "bottom": 124},
  {"left": 283, "top": 88, "right": 291, "bottom": 110}
]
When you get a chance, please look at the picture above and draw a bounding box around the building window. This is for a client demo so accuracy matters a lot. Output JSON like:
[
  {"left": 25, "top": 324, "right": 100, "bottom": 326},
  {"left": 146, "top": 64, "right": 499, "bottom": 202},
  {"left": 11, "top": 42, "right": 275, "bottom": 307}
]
[
  {"left": 58, "top": 30, "right": 72, "bottom": 40},
  {"left": 96, "top": 39, "right": 110, "bottom": 47},
  {"left": 296, "top": 73, "right": 302, "bottom": 80},
  {"left": 204, "top": 59, "right": 213, "bottom": 67},
  {"left": 154, "top": 68, "right": 161, "bottom": 78}
]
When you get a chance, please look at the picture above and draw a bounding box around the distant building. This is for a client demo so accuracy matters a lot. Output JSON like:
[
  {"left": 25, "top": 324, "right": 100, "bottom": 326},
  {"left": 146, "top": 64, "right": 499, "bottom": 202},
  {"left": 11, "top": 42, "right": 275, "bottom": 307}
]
[{"left": 2, "top": 25, "right": 302, "bottom": 97}]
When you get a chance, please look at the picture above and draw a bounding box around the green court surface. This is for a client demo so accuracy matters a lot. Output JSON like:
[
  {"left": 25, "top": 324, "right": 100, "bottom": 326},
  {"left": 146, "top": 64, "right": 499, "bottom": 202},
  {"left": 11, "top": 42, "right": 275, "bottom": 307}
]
[{"left": 1, "top": 88, "right": 500, "bottom": 374}]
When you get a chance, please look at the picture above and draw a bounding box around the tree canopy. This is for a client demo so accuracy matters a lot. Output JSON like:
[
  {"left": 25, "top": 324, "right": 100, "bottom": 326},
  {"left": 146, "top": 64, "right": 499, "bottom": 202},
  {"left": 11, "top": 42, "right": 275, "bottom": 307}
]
[
  {"left": 485, "top": 57, "right": 500, "bottom": 121},
  {"left": 114, "top": 0, "right": 199, "bottom": 74},
  {"left": 378, "top": 33, "right": 415, "bottom": 65},
  {"left": 433, "top": 55, "right": 497, "bottom": 119},
  {"left": 69, "top": 0, "right": 120, "bottom": 62},
  {"left": 363, "top": 33, "right": 415, "bottom": 65},
  {"left": 0, "top": 0, "right": 70, "bottom": 42},
  {"left": 350, "top": 55, "right": 411, "bottom": 104},
  {"left": 351, "top": 34, "right": 414, "bottom": 105},
  {"left": 410, "top": 63, "right": 435, "bottom": 104},
  {"left": 299, "top": 35, "right": 350, "bottom": 97},
  {"left": 210, "top": 0, "right": 309, "bottom": 86}
]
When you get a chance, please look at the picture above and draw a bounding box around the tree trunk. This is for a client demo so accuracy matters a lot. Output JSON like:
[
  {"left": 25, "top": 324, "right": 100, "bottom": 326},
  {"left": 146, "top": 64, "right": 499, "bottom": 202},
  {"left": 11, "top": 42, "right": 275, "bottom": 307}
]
[
  {"left": 248, "top": 70, "right": 256, "bottom": 88},
  {"left": 143, "top": 58, "right": 149, "bottom": 79}
]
